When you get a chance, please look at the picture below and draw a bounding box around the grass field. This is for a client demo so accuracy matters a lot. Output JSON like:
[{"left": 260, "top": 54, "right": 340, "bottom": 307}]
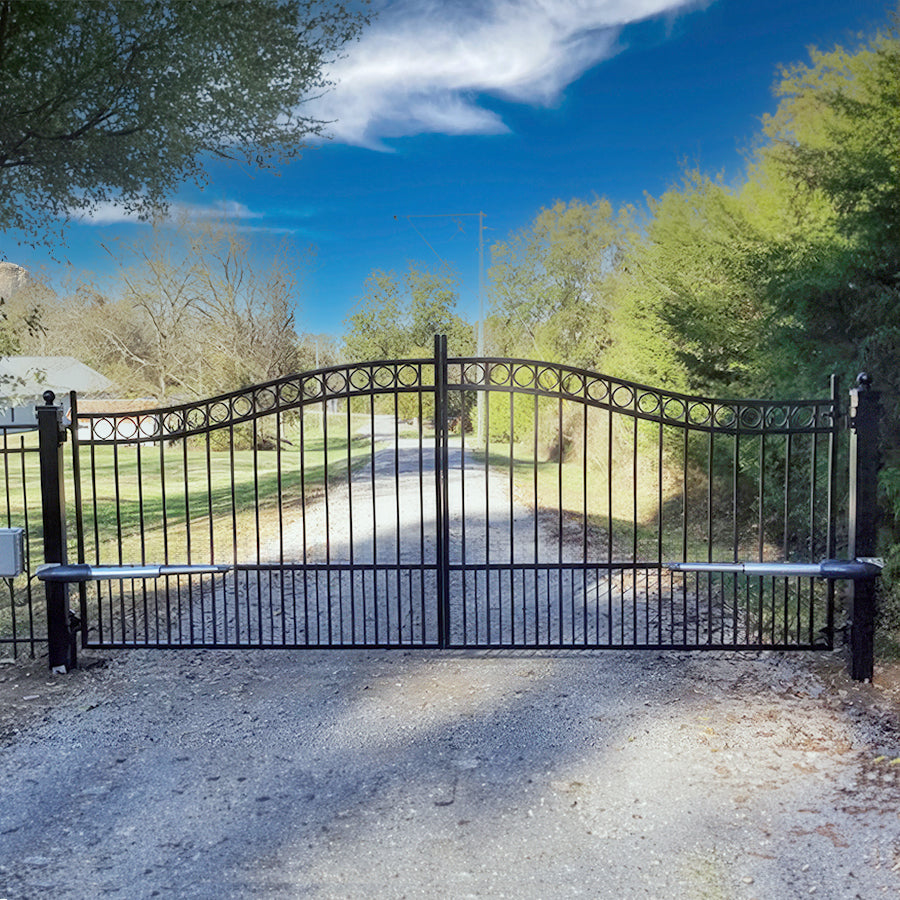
[
  {"left": 473, "top": 428, "right": 724, "bottom": 565},
  {"left": 77, "top": 414, "right": 378, "bottom": 566}
]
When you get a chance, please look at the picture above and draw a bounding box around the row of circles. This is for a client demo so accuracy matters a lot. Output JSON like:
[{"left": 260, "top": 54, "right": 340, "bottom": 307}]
[
  {"left": 458, "top": 363, "right": 825, "bottom": 429},
  {"left": 84, "top": 363, "right": 829, "bottom": 439},
  {"left": 86, "top": 366, "right": 425, "bottom": 439}
]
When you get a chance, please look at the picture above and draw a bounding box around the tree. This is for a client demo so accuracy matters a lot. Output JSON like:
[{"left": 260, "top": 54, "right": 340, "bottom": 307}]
[
  {"left": 603, "top": 173, "right": 779, "bottom": 396},
  {"left": 188, "top": 221, "right": 304, "bottom": 391},
  {"left": 343, "top": 263, "right": 474, "bottom": 423},
  {"left": 24, "top": 218, "right": 305, "bottom": 401},
  {"left": 342, "top": 271, "right": 408, "bottom": 362},
  {"left": 0, "top": 262, "right": 43, "bottom": 394},
  {"left": 0, "top": 0, "right": 368, "bottom": 242},
  {"left": 604, "top": 19, "right": 900, "bottom": 401},
  {"left": 753, "top": 23, "right": 900, "bottom": 403},
  {"left": 488, "top": 198, "right": 628, "bottom": 367},
  {"left": 343, "top": 263, "right": 474, "bottom": 362}
]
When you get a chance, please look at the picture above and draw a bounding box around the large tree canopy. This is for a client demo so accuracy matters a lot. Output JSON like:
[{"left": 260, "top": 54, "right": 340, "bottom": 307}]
[
  {"left": 603, "top": 16, "right": 900, "bottom": 405},
  {"left": 488, "top": 197, "right": 628, "bottom": 367},
  {"left": 0, "top": 0, "right": 367, "bottom": 240},
  {"left": 343, "top": 263, "right": 474, "bottom": 362}
]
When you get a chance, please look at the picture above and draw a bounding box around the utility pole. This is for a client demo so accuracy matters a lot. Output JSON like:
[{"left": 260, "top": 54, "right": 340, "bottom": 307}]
[{"left": 477, "top": 211, "right": 485, "bottom": 443}]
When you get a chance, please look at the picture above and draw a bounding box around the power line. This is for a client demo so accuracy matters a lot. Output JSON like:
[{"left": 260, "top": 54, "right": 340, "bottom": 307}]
[{"left": 394, "top": 211, "right": 486, "bottom": 354}]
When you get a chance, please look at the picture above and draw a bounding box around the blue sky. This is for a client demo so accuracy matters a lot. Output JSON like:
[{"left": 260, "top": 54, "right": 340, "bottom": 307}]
[{"left": 8, "top": 0, "right": 896, "bottom": 337}]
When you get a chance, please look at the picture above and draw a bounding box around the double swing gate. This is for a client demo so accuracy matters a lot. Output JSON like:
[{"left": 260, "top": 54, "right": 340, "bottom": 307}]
[{"left": 11, "top": 337, "right": 882, "bottom": 675}]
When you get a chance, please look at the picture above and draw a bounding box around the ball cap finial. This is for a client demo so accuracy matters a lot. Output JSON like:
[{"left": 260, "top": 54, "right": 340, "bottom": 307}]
[{"left": 42, "top": 390, "right": 56, "bottom": 405}]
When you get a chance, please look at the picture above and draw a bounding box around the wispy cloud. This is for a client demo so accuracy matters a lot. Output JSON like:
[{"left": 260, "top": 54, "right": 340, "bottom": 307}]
[
  {"left": 73, "top": 199, "right": 266, "bottom": 226},
  {"left": 313, "top": 0, "right": 700, "bottom": 148}
]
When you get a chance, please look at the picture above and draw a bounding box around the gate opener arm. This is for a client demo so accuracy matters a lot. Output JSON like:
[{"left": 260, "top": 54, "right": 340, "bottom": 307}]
[
  {"left": 36, "top": 563, "right": 232, "bottom": 583},
  {"left": 666, "top": 559, "right": 883, "bottom": 580}
]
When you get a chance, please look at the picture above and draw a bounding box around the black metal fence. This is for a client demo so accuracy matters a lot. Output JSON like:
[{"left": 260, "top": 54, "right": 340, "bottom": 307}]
[
  {"left": 2, "top": 339, "right": 881, "bottom": 677},
  {"left": 0, "top": 425, "right": 44, "bottom": 658},
  {"left": 439, "top": 340, "right": 843, "bottom": 650},
  {"left": 62, "top": 337, "right": 844, "bottom": 654}
]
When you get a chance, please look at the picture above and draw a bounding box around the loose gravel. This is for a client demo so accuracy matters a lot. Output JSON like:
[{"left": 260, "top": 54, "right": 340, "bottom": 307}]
[
  {"left": 1, "top": 646, "right": 900, "bottom": 899},
  {"left": 3, "top": 420, "right": 900, "bottom": 898}
]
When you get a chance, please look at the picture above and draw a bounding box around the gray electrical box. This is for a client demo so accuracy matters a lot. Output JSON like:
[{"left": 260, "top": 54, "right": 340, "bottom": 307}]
[{"left": 0, "top": 528, "right": 25, "bottom": 578}]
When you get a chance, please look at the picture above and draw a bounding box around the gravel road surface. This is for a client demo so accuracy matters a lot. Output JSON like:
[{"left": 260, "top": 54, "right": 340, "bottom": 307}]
[
  {"left": 2, "top": 647, "right": 900, "bottom": 899},
  {"left": 3, "top": 418, "right": 900, "bottom": 898}
]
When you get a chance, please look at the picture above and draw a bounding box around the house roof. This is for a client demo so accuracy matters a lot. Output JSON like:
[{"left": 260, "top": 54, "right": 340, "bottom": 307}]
[{"left": 0, "top": 356, "right": 114, "bottom": 402}]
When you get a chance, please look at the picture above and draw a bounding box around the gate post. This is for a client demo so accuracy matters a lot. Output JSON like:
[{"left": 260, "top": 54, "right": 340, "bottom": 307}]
[
  {"left": 434, "top": 335, "right": 450, "bottom": 647},
  {"left": 848, "top": 373, "right": 881, "bottom": 681},
  {"left": 37, "top": 390, "right": 75, "bottom": 672}
]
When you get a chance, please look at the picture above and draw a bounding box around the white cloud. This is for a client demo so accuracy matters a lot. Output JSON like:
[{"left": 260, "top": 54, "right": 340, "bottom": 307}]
[
  {"left": 312, "top": 0, "right": 700, "bottom": 147},
  {"left": 73, "top": 199, "right": 265, "bottom": 226}
]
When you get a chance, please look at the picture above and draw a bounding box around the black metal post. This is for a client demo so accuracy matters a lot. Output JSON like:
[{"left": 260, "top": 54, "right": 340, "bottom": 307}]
[
  {"left": 434, "top": 335, "right": 450, "bottom": 647},
  {"left": 37, "top": 390, "right": 75, "bottom": 672},
  {"left": 848, "top": 373, "right": 881, "bottom": 681}
]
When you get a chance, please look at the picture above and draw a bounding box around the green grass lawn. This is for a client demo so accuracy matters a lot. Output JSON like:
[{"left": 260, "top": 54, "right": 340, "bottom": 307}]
[
  {"left": 76, "top": 425, "right": 375, "bottom": 566},
  {"left": 0, "top": 416, "right": 377, "bottom": 649},
  {"left": 471, "top": 437, "right": 746, "bottom": 564}
]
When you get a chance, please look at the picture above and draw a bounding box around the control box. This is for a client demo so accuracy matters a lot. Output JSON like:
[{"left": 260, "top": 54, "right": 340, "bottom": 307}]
[{"left": 0, "top": 528, "right": 25, "bottom": 578}]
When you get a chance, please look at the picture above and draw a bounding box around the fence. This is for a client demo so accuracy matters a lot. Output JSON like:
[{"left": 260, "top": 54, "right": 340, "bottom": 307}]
[{"left": 0, "top": 346, "right": 884, "bottom": 680}]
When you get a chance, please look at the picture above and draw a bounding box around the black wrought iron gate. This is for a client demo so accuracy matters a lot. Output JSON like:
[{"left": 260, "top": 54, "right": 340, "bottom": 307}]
[{"left": 57, "top": 335, "right": 868, "bottom": 659}]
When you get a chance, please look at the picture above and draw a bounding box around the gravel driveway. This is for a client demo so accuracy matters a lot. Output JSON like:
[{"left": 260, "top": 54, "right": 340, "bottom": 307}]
[
  {"left": 2, "top": 419, "right": 900, "bottom": 898},
  {"left": 2, "top": 647, "right": 900, "bottom": 899}
]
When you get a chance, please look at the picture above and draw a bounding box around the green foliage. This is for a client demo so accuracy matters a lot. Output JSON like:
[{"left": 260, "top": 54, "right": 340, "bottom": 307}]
[
  {"left": 881, "top": 468, "right": 900, "bottom": 524},
  {"left": 878, "top": 463, "right": 900, "bottom": 632},
  {"left": 488, "top": 197, "right": 628, "bottom": 366},
  {"left": 0, "top": 0, "right": 368, "bottom": 242},
  {"left": 597, "top": 15, "right": 900, "bottom": 630},
  {"left": 484, "top": 390, "right": 548, "bottom": 446},
  {"left": 753, "top": 24, "right": 900, "bottom": 630},
  {"left": 605, "top": 175, "right": 777, "bottom": 396},
  {"left": 343, "top": 262, "right": 475, "bottom": 361},
  {"left": 343, "top": 263, "right": 475, "bottom": 422},
  {"left": 749, "top": 28, "right": 900, "bottom": 405},
  {"left": 602, "top": 16, "right": 900, "bottom": 412},
  {"left": 342, "top": 271, "right": 408, "bottom": 362}
]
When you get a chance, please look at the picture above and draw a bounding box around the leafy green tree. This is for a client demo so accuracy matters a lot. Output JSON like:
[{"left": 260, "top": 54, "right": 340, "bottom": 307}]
[
  {"left": 753, "top": 23, "right": 900, "bottom": 406},
  {"left": 488, "top": 198, "right": 628, "bottom": 366},
  {"left": 0, "top": 0, "right": 368, "bottom": 242},
  {"left": 342, "top": 263, "right": 473, "bottom": 422},
  {"left": 342, "top": 271, "right": 409, "bottom": 363},
  {"left": 604, "top": 174, "right": 776, "bottom": 396},
  {"left": 343, "top": 263, "right": 474, "bottom": 361},
  {"left": 605, "top": 19, "right": 900, "bottom": 405},
  {"left": 751, "top": 21, "right": 900, "bottom": 622}
]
